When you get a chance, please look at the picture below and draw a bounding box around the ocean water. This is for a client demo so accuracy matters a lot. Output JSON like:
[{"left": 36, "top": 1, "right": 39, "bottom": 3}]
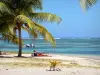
[{"left": 0, "top": 38, "right": 100, "bottom": 56}]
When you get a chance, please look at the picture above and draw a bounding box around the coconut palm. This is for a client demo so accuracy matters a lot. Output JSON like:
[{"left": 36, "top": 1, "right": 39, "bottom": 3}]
[
  {"left": 0, "top": 0, "right": 97, "bottom": 57},
  {"left": 79, "top": 0, "right": 97, "bottom": 10},
  {"left": 0, "top": 0, "right": 61, "bottom": 57}
]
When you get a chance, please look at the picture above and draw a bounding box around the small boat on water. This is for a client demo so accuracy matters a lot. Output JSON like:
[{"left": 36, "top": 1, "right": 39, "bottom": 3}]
[{"left": 25, "top": 44, "right": 35, "bottom": 48}]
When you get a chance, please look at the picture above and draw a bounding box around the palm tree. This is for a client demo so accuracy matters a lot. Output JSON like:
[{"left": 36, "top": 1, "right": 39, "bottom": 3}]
[
  {"left": 0, "top": 0, "right": 61, "bottom": 57},
  {"left": 79, "top": 0, "right": 97, "bottom": 10},
  {"left": 0, "top": 0, "right": 97, "bottom": 57}
]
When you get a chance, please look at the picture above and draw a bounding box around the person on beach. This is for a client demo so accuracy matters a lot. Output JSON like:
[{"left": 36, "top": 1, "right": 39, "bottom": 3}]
[
  {"left": 31, "top": 50, "right": 51, "bottom": 57},
  {"left": 32, "top": 50, "right": 43, "bottom": 56},
  {"left": 0, "top": 51, "right": 2, "bottom": 55},
  {"left": 33, "top": 50, "right": 37, "bottom": 56}
]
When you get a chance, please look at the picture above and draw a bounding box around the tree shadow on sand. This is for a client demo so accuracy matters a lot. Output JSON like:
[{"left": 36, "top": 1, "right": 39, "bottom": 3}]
[{"left": 0, "top": 55, "right": 31, "bottom": 58}]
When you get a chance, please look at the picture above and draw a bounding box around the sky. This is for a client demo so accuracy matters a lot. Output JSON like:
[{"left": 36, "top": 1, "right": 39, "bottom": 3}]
[{"left": 22, "top": 0, "right": 100, "bottom": 38}]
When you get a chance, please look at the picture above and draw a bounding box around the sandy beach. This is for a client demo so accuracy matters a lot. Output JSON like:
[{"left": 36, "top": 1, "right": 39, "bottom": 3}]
[
  {"left": 1, "top": 67, "right": 100, "bottom": 75},
  {"left": 0, "top": 54, "right": 100, "bottom": 75}
]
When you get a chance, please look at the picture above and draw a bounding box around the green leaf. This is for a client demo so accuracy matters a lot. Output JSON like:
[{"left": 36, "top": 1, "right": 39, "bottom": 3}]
[
  {"left": 22, "top": 26, "right": 38, "bottom": 38},
  {"left": 21, "top": 0, "right": 43, "bottom": 10},
  {"left": 0, "top": 22, "right": 14, "bottom": 34},
  {"left": 31, "top": 12, "right": 62, "bottom": 24},
  {"left": 80, "top": 0, "right": 97, "bottom": 11},
  {"left": 2, "top": 32, "right": 23, "bottom": 45},
  {"left": 0, "top": 14, "right": 14, "bottom": 23},
  {"left": 14, "top": 15, "right": 34, "bottom": 28},
  {"left": 0, "top": 2, "right": 13, "bottom": 14},
  {"left": 31, "top": 22, "right": 56, "bottom": 47}
]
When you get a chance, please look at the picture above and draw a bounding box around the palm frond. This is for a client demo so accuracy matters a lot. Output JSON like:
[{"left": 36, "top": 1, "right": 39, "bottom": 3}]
[
  {"left": 20, "top": 7, "right": 33, "bottom": 16},
  {"left": 80, "top": 0, "right": 97, "bottom": 10},
  {"left": 14, "top": 15, "right": 34, "bottom": 28},
  {"left": 22, "top": 26, "right": 38, "bottom": 38},
  {"left": 31, "top": 12, "right": 62, "bottom": 24},
  {"left": 0, "top": 22, "right": 14, "bottom": 34},
  {"left": 0, "top": 2, "right": 13, "bottom": 14},
  {"left": 20, "top": 0, "right": 43, "bottom": 10},
  {"left": 0, "top": 14, "right": 14, "bottom": 23},
  {"left": 0, "top": 0, "right": 12, "bottom": 4},
  {"left": 2, "top": 33, "right": 23, "bottom": 45},
  {"left": 31, "top": 22, "right": 56, "bottom": 47},
  {"left": 29, "top": 30, "right": 38, "bottom": 38}
]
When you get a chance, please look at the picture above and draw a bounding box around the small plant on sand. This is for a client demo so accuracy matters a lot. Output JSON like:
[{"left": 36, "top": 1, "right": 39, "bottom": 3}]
[{"left": 49, "top": 60, "right": 61, "bottom": 71}]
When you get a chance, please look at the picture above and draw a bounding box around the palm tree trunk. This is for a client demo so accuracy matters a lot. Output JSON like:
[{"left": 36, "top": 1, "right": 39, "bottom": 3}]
[{"left": 18, "top": 23, "right": 22, "bottom": 57}]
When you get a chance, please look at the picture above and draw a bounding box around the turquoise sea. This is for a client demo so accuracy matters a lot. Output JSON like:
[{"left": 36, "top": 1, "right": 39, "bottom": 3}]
[{"left": 0, "top": 38, "right": 100, "bottom": 56}]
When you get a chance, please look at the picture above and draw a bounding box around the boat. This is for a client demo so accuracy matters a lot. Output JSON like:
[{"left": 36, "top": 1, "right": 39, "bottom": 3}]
[{"left": 25, "top": 44, "right": 35, "bottom": 48}]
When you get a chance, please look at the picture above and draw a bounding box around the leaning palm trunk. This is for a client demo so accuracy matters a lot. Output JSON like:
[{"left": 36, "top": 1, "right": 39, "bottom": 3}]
[{"left": 18, "top": 23, "right": 22, "bottom": 57}]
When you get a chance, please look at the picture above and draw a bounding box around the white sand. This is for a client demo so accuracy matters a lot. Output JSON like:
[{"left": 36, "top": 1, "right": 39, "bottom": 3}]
[
  {"left": 0, "top": 54, "right": 100, "bottom": 75},
  {"left": 0, "top": 67, "right": 100, "bottom": 75},
  {"left": 0, "top": 54, "right": 100, "bottom": 67}
]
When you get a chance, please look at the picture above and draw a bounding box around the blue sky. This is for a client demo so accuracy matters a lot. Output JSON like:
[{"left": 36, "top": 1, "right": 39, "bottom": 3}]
[{"left": 22, "top": 0, "right": 100, "bottom": 38}]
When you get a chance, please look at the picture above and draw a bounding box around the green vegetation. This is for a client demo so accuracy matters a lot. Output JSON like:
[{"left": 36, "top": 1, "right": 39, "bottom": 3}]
[
  {"left": 0, "top": 0, "right": 61, "bottom": 57},
  {"left": 49, "top": 60, "right": 61, "bottom": 71},
  {"left": 0, "top": 0, "right": 97, "bottom": 57},
  {"left": 79, "top": 0, "right": 97, "bottom": 11}
]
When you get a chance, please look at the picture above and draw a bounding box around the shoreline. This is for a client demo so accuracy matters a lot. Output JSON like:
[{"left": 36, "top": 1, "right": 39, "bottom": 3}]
[{"left": 1, "top": 51, "right": 100, "bottom": 60}]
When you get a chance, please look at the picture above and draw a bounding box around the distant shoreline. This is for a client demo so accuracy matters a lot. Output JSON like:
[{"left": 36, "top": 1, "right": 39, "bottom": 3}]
[{"left": 0, "top": 37, "right": 100, "bottom": 40}]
